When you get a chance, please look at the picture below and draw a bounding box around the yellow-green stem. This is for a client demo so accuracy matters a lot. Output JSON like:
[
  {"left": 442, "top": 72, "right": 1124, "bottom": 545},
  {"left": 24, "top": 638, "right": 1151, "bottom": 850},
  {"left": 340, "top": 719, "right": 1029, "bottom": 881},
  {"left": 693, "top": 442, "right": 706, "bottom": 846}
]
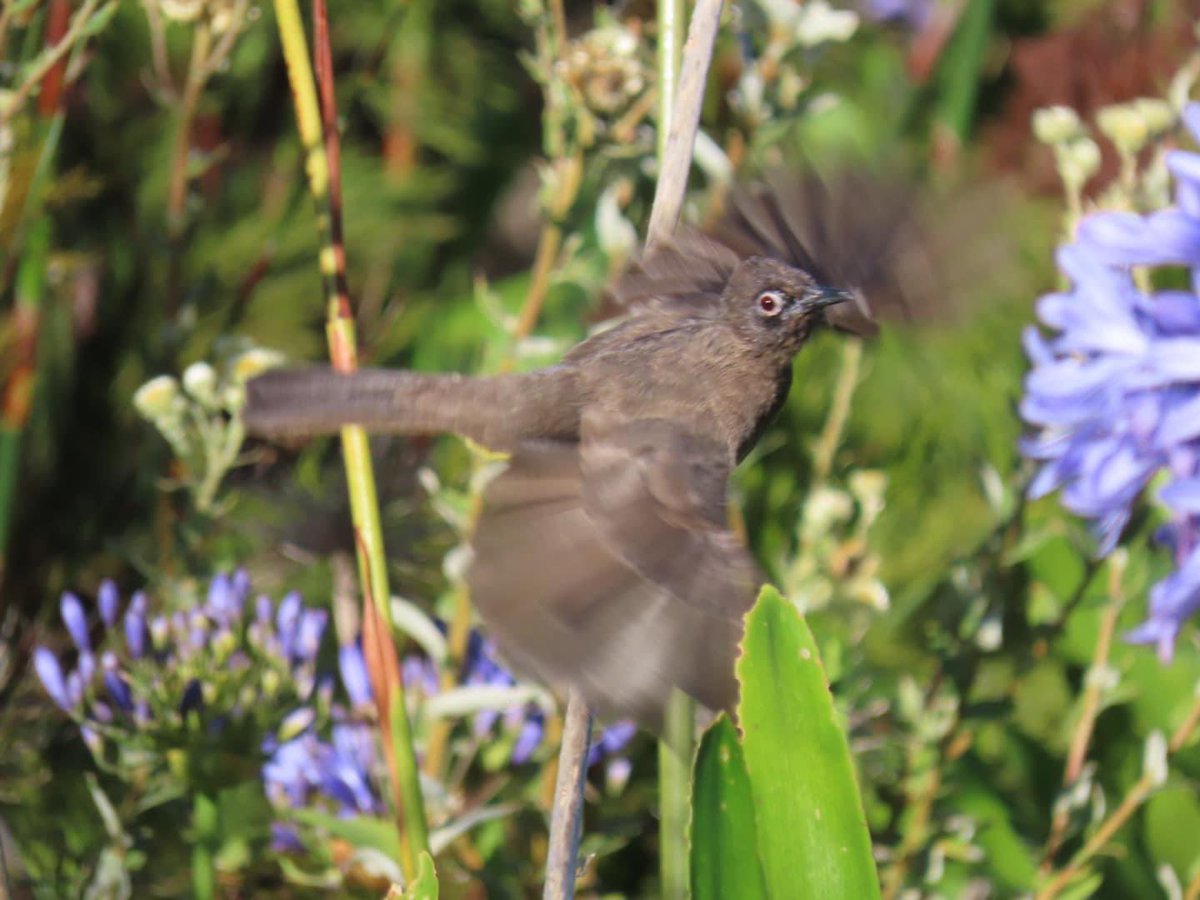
[
  {"left": 273, "top": 0, "right": 428, "bottom": 878},
  {"left": 659, "top": 690, "right": 693, "bottom": 900}
]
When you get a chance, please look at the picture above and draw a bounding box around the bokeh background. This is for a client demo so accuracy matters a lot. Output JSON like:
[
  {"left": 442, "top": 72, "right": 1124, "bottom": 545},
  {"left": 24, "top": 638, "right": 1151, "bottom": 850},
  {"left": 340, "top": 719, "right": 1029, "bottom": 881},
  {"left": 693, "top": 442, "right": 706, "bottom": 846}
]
[{"left": 3, "top": 0, "right": 1200, "bottom": 896}]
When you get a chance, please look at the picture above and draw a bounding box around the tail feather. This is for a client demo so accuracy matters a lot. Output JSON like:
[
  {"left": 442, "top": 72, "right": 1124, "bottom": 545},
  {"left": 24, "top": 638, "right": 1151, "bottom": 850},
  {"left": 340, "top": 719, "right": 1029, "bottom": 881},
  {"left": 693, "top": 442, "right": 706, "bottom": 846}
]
[{"left": 243, "top": 367, "right": 579, "bottom": 451}]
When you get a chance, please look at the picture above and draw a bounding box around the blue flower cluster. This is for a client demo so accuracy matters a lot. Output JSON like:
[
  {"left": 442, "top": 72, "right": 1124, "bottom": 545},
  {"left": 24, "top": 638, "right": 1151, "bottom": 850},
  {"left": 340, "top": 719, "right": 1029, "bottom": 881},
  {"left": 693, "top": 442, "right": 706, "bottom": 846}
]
[
  {"left": 261, "top": 638, "right": 383, "bottom": 845},
  {"left": 263, "top": 629, "right": 636, "bottom": 843},
  {"left": 34, "top": 572, "right": 327, "bottom": 757},
  {"left": 36, "top": 571, "right": 637, "bottom": 853},
  {"left": 1022, "top": 103, "right": 1200, "bottom": 660}
]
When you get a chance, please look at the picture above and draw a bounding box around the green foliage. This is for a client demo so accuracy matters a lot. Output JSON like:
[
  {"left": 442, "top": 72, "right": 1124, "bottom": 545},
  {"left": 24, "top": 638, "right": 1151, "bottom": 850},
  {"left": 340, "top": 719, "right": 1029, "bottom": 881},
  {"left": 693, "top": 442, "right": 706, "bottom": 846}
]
[
  {"left": 4, "top": 0, "right": 1200, "bottom": 897},
  {"left": 736, "top": 585, "right": 881, "bottom": 900},
  {"left": 690, "top": 716, "right": 767, "bottom": 900}
]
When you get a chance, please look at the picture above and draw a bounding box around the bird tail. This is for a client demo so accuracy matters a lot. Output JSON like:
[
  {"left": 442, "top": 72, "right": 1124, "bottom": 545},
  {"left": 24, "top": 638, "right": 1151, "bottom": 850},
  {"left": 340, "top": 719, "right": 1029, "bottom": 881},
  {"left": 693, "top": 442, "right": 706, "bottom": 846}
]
[{"left": 242, "top": 367, "right": 574, "bottom": 451}]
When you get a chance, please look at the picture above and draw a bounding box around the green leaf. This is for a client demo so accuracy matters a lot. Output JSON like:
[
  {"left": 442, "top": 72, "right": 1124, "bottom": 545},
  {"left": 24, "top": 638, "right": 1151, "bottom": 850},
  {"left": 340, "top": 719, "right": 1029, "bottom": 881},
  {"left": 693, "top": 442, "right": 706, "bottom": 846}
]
[
  {"left": 398, "top": 851, "right": 439, "bottom": 899},
  {"left": 737, "top": 585, "right": 880, "bottom": 900},
  {"left": 691, "top": 715, "right": 768, "bottom": 900},
  {"left": 292, "top": 808, "right": 403, "bottom": 862}
]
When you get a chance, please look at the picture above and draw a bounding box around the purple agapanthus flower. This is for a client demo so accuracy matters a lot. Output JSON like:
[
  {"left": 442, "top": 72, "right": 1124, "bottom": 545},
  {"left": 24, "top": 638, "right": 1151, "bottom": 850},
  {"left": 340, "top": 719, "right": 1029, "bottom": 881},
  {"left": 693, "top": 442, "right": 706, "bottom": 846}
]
[
  {"left": 1022, "top": 101, "right": 1200, "bottom": 660},
  {"left": 855, "top": 0, "right": 933, "bottom": 30},
  {"left": 263, "top": 629, "right": 637, "bottom": 845},
  {"left": 33, "top": 572, "right": 328, "bottom": 752}
]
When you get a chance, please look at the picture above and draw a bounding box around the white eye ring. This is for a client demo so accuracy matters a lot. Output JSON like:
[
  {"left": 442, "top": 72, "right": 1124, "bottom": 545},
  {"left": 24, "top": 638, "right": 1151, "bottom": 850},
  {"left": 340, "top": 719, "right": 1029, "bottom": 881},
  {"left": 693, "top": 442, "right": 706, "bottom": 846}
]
[{"left": 756, "top": 290, "right": 786, "bottom": 317}]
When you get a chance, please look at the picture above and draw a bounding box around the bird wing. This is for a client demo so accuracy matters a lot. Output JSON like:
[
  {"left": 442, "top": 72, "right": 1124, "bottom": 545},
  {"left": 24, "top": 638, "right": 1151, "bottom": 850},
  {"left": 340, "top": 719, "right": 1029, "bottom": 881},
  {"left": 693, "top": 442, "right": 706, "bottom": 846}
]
[{"left": 467, "top": 411, "right": 759, "bottom": 730}]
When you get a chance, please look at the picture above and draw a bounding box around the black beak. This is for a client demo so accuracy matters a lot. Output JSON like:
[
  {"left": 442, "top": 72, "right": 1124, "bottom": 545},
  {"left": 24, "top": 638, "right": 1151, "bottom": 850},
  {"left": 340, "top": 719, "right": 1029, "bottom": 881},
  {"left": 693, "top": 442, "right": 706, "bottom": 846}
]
[{"left": 803, "top": 285, "right": 854, "bottom": 312}]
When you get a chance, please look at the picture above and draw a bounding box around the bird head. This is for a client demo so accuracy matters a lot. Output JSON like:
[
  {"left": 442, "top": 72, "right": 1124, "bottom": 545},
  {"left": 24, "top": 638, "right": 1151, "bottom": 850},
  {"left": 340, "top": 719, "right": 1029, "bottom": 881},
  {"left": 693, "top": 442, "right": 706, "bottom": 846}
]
[{"left": 722, "top": 256, "right": 853, "bottom": 356}]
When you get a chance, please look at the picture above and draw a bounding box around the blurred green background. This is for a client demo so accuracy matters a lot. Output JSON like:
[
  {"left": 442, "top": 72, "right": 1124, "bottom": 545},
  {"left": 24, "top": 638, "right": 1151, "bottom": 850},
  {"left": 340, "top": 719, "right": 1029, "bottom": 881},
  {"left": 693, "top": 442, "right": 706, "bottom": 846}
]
[{"left": 3, "top": 0, "right": 1200, "bottom": 896}]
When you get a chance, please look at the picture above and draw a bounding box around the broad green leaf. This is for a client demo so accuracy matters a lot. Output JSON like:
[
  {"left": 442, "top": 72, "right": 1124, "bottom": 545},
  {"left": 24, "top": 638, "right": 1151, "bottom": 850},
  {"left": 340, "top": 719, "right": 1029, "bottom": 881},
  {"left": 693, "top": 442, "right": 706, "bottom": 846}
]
[
  {"left": 738, "top": 586, "right": 880, "bottom": 900},
  {"left": 691, "top": 715, "right": 768, "bottom": 900}
]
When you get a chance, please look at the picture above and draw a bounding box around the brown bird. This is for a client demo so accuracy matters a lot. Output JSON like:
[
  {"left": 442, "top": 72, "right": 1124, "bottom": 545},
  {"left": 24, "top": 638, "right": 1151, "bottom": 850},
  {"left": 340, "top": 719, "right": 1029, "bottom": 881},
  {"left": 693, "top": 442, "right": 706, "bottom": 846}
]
[{"left": 243, "top": 177, "right": 930, "bottom": 730}]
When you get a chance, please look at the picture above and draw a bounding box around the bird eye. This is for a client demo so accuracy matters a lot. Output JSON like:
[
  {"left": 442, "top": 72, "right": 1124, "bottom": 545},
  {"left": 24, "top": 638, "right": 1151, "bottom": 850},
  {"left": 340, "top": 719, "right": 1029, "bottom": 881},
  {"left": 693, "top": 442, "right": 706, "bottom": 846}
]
[{"left": 756, "top": 290, "right": 786, "bottom": 317}]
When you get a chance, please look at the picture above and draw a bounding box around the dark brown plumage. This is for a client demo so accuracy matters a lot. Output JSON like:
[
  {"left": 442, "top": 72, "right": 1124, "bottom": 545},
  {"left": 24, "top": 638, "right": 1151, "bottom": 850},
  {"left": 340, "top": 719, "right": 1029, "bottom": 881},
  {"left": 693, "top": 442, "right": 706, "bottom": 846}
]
[{"left": 243, "top": 175, "right": 931, "bottom": 730}]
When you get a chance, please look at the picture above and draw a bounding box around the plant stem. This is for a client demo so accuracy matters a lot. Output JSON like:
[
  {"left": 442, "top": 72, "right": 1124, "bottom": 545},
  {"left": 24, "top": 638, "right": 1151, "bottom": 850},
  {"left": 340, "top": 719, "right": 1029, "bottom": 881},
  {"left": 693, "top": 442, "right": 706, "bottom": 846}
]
[
  {"left": 1037, "top": 691, "right": 1200, "bottom": 900},
  {"left": 0, "top": 218, "right": 49, "bottom": 588},
  {"left": 812, "top": 339, "right": 863, "bottom": 484},
  {"left": 1042, "top": 555, "right": 1126, "bottom": 870},
  {"left": 543, "top": 687, "right": 593, "bottom": 900},
  {"left": 657, "top": 0, "right": 684, "bottom": 163},
  {"left": 646, "top": 1, "right": 724, "bottom": 895},
  {"left": 646, "top": 0, "right": 724, "bottom": 248},
  {"left": 273, "top": 0, "right": 429, "bottom": 879},
  {"left": 0, "top": 0, "right": 106, "bottom": 130},
  {"left": 659, "top": 690, "right": 694, "bottom": 900},
  {"left": 191, "top": 791, "right": 219, "bottom": 900},
  {"left": 1186, "top": 866, "right": 1200, "bottom": 900}
]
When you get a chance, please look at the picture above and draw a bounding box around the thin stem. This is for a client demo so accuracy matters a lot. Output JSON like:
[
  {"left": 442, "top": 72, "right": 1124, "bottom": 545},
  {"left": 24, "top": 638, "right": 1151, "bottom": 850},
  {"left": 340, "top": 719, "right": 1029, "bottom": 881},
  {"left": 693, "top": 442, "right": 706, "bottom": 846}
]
[
  {"left": 273, "top": 0, "right": 429, "bottom": 879},
  {"left": 0, "top": 0, "right": 105, "bottom": 130},
  {"left": 140, "top": 0, "right": 177, "bottom": 100},
  {"left": 199, "top": 0, "right": 249, "bottom": 82},
  {"left": 811, "top": 339, "right": 863, "bottom": 484},
  {"left": 1037, "top": 691, "right": 1200, "bottom": 900},
  {"left": 548, "top": 0, "right": 567, "bottom": 60},
  {"left": 646, "top": 0, "right": 724, "bottom": 248},
  {"left": 543, "top": 688, "right": 594, "bottom": 900},
  {"left": 1042, "top": 555, "right": 1127, "bottom": 870},
  {"left": 656, "top": 0, "right": 684, "bottom": 163},
  {"left": 645, "top": 3, "right": 723, "bottom": 896},
  {"left": 659, "top": 690, "right": 694, "bottom": 900},
  {"left": 881, "top": 750, "right": 943, "bottom": 900},
  {"left": 191, "top": 791, "right": 219, "bottom": 900},
  {"left": 167, "top": 20, "right": 213, "bottom": 239}
]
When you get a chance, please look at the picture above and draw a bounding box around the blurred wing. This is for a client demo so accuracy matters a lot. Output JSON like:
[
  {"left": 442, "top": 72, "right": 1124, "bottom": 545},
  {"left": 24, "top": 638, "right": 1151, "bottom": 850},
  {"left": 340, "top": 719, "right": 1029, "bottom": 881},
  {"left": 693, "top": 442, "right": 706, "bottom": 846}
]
[
  {"left": 468, "top": 413, "right": 758, "bottom": 730},
  {"left": 712, "top": 170, "right": 947, "bottom": 336},
  {"left": 604, "top": 230, "right": 741, "bottom": 313}
]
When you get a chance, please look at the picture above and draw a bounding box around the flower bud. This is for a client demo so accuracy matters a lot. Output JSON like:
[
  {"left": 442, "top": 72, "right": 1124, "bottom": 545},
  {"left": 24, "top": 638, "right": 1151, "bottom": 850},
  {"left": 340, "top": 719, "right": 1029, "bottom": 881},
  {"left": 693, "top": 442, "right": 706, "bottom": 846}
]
[
  {"left": 339, "top": 642, "right": 374, "bottom": 707},
  {"left": 1143, "top": 730, "right": 1169, "bottom": 787},
  {"left": 295, "top": 609, "right": 328, "bottom": 666},
  {"left": 125, "top": 592, "right": 149, "bottom": 659},
  {"left": 211, "top": 627, "right": 238, "bottom": 664},
  {"left": 60, "top": 592, "right": 90, "bottom": 652},
  {"left": 133, "top": 375, "right": 183, "bottom": 423},
  {"left": 102, "top": 652, "right": 134, "bottom": 713},
  {"left": 276, "top": 592, "right": 303, "bottom": 661},
  {"left": 180, "top": 678, "right": 204, "bottom": 719},
  {"left": 794, "top": 1, "right": 859, "bottom": 47},
  {"left": 510, "top": 715, "right": 544, "bottom": 765},
  {"left": 1032, "top": 105, "right": 1084, "bottom": 145},
  {"left": 182, "top": 362, "right": 218, "bottom": 409},
  {"left": 150, "top": 614, "right": 170, "bottom": 649},
  {"left": 1059, "top": 137, "right": 1101, "bottom": 190},
  {"left": 262, "top": 668, "right": 282, "bottom": 699},
  {"left": 158, "top": 0, "right": 203, "bottom": 24},
  {"left": 1097, "top": 102, "right": 1150, "bottom": 156},
  {"left": 1135, "top": 98, "right": 1175, "bottom": 136},
  {"left": 98, "top": 580, "right": 120, "bottom": 628},
  {"left": 278, "top": 707, "right": 316, "bottom": 743},
  {"left": 77, "top": 651, "right": 96, "bottom": 684},
  {"left": 66, "top": 670, "right": 85, "bottom": 709},
  {"left": 206, "top": 572, "right": 237, "bottom": 623},
  {"left": 33, "top": 647, "right": 70, "bottom": 710}
]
